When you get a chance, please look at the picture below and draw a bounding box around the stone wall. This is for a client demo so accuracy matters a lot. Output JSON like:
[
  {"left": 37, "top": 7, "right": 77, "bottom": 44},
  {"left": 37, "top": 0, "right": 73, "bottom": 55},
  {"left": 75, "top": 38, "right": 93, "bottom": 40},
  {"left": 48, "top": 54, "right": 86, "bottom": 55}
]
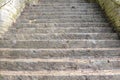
[
  {"left": 88, "top": 0, "right": 120, "bottom": 34},
  {"left": 0, "top": 0, "right": 26, "bottom": 35},
  {"left": 0, "top": 0, "right": 39, "bottom": 36}
]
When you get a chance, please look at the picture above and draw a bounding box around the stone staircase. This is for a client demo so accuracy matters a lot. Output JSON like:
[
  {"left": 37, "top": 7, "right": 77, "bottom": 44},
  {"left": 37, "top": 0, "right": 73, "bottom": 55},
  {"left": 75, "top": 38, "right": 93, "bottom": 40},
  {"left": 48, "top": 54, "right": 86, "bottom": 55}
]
[{"left": 0, "top": 0, "right": 120, "bottom": 80}]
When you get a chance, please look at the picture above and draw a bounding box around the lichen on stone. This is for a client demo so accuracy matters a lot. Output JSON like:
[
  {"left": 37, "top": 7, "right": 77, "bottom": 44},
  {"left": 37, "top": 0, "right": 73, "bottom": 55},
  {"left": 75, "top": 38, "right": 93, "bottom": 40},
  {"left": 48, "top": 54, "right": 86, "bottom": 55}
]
[{"left": 88, "top": 0, "right": 120, "bottom": 33}]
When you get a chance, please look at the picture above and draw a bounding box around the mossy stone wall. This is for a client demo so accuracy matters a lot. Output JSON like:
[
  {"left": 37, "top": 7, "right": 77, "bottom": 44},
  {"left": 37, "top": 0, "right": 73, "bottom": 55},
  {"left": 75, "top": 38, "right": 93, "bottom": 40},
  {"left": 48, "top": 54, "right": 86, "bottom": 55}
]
[{"left": 88, "top": 0, "right": 120, "bottom": 34}]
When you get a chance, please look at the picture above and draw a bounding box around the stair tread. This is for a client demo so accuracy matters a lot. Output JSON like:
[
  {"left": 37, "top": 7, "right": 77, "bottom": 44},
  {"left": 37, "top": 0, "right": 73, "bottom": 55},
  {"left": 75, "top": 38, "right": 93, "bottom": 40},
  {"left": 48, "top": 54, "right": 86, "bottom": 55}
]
[
  {"left": 1, "top": 70, "right": 120, "bottom": 76},
  {"left": 7, "top": 27, "right": 113, "bottom": 33},
  {"left": 2, "top": 33, "right": 118, "bottom": 40}
]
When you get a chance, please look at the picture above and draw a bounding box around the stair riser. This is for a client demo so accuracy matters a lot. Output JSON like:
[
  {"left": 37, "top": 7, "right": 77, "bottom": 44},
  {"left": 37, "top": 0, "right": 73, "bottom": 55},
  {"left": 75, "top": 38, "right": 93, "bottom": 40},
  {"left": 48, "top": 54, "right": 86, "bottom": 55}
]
[
  {"left": 20, "top": 15, "right": 106, "bottom": 19},
  {"left": 26, "top": 5, "right": 101, "bottom": 10},
  {"left": 27, "top": 6, "right": 100, "bottom": 9},
  {"left": 39, "top": 2, "right": 88, "bottom": 3},
  {"left": 31, "top": 3, "right": 98, "bottom": 6},
  {"left": 21, "top": 14, "right": 105, "bottom": 17},
  {"left": 2, "top": 34, "right": 118, "bottom": 40},
  {"left": 37, "top": 0, "right": 87, "bottom": 3},
  {"left": 7, "top": 28, "right": 113, "bottom": 33},
  {"left": 0, "top": 49, "right": 120, "bottom": 59},
  {"left": 13, "top": 23, "right": 110, "bottom": 28},
  {"left": 0, "top": 40, "right": 119, "bottom": 48},
  {"left": 0, "top": 61, "right": 119, "bottom": 71},
  {"left": 23, "top": 9, "right": 103, "bottom": 12},
  {"left": 22, "top": 12, "right": 103, "bottom": 15},
  {"left": 17, "top": 19, "right": 107, "bottom": 23}
]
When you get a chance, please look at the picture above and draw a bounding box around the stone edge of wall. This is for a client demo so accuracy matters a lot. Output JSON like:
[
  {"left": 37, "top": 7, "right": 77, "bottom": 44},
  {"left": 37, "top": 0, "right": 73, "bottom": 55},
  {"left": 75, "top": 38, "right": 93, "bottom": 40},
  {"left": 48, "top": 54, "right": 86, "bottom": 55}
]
[
  {"left": 0, "top": 0, "right": 39, "bottom": 37},
  {"left": 88, "top": 0, "right": 120, "bottom": 35}
]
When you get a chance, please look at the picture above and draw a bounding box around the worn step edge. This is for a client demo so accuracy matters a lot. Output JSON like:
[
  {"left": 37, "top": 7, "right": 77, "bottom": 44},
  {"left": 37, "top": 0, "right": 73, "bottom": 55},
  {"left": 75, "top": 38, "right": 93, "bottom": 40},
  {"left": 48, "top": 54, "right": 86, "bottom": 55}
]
[
  {"left": 1, "top": 70, "right": 120, "bottom": 76},
  {"left": 0, "top": 48, "right": 120, "bottom": 50},
  {"left": 1, "top": 58, "right": 119, "bottom": 62}
]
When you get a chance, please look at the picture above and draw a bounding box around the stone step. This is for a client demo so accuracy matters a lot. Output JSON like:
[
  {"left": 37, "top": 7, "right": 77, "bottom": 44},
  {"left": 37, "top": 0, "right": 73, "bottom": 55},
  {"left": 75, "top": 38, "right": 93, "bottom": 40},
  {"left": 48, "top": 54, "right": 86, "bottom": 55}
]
[
  {"left": 33, "top": 2, "right": 97, "bottom": 4},
  {"left": 21, "top": 10, "right": 103, "bottom": 15},
  {"left": 16, "top": 19, "right": 107, "bottom": 23},
  {"left": 30, "top": 3, "right": 98, "bottom": 6},
  {"left": 2, "top": 33, "right": 118, "bottom": 40},
  {"left": 37, "top": 0, "right": 88, "bottom": 3},
  {"left": 12, "top": 23, "right": 110, "bottom": 28},
  {"left": 0, "top": 70, "right": 120, "bottom": 80},
  {"left": 0, "top": 40, "right": 120, "bottom": 48},
  {"left": 24, "top": 5, "right": 101, "bottom": 11},
  {"left": 23, "top": 9, "right": 103, "bottom": 12},
  {"left": 25, "top": 6, "right": 100, "bottom": 10},
  {"left": 22, "top": 11, "right": 103, "bottom": 15},
  {"left": 0, "top": 58, "right": 120, "bottom": 71},
  {"left": 26, "top": 2, "right": 100, "bottom": 8},
  {"left": 20, "top": 15, "right": 106, "bottom": 19},
  {"left": 7, "top": 27, "right": 113, "bottom": 34},
  {"left": 0, "top": 48, "right": 120, "bottom": 59}
]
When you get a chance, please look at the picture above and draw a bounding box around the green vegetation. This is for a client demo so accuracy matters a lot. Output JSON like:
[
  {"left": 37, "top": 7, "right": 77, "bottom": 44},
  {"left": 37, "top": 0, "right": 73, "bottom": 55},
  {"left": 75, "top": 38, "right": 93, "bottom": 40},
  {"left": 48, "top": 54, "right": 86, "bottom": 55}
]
[
  {"left": 0, "top": 75, "right": 3, "bottom": 80},
  {"left": 88, "top": 0, "right": 120, "bottom": 33}
]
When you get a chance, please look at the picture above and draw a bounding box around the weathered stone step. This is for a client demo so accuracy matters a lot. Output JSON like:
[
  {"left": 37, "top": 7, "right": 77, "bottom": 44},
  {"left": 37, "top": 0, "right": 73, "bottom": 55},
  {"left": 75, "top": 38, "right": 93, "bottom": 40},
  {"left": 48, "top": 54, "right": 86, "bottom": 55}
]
[
  {"left": 0, "top": 73, "right": 120, "bottom": 80},
  {"left": 7, "top": 27, "right": 113, "bottom": 34},
  {"left": 38, "top": 0, "right": 88, "bottom": 3},
  {"left": 20, "top": 15, "right": 106, "bottom": 19},
  {"left": 31, "top": 3, "right": 98, "bottom": 6},
  {"left": 22, "top": 12, "right": 103, "bottom": 15},
  {"left": 27, "top": 3, "right": 99, "bottom": 5},
  {"left": 26, "top": 6, "right": 100, "bottom": 10},
  {"left": 31, "top": 2, "right": 98, "bottom": 6},
  {"left": 0, "top": 40, "right": 120, "bottom": 48},
  {"left": 17, "top": 17, "right": 107, "bottom": 22},
  {"left": 31, "top": 2, "right": 98, "bottom": 5},
  {"left": 2, "top": 33, "right": 118, "bottom": 40},
  {"left": 13, "top": 23, "right": 110, "bottom": 28},
  {"left": 24, "top": 6, "right": 101, "bottom": 11},
  {"left": 0, "top": 58, "right": 119, "bottom": 71},
  {"left": 17, "top": 19, "right": 107, "bottom": 23},
  {"left": 21, "top": 10, "right": 103, "bottom": 14},
  {"left": 23, "top": 9, "right": 103, "bottom": 12},
  {"left": 0, "top": 48, "right": 120, "bottom": 59}
]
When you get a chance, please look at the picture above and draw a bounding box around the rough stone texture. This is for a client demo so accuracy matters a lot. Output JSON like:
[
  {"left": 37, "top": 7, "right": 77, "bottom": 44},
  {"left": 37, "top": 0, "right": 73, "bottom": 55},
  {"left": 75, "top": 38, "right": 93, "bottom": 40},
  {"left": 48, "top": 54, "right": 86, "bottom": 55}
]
[
  {"left": 88, "top": 0, "right": 120, "bottom": 34},
  {"left": 0, "top": 0, "right": 120, "bottom": 79},
  {"left": 0, "top": 0, "right": 39, "bottom": 36},
  {"left": 0, "top": 0, "right": 26, "bottom": 35}
]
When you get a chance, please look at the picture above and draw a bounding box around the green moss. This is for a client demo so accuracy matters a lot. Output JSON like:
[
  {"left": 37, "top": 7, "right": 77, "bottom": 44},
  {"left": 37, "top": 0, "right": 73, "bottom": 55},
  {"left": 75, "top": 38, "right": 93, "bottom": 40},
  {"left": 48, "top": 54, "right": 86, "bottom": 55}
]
[
  {"left": 88, "top": 0, "right": 120, "bottom": 33},
  {"left": 0, "top": 75, "right": 3, "bottom": 80},
  {"left": 87, "top": 0, "right": 96, "bottom": 3}
]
